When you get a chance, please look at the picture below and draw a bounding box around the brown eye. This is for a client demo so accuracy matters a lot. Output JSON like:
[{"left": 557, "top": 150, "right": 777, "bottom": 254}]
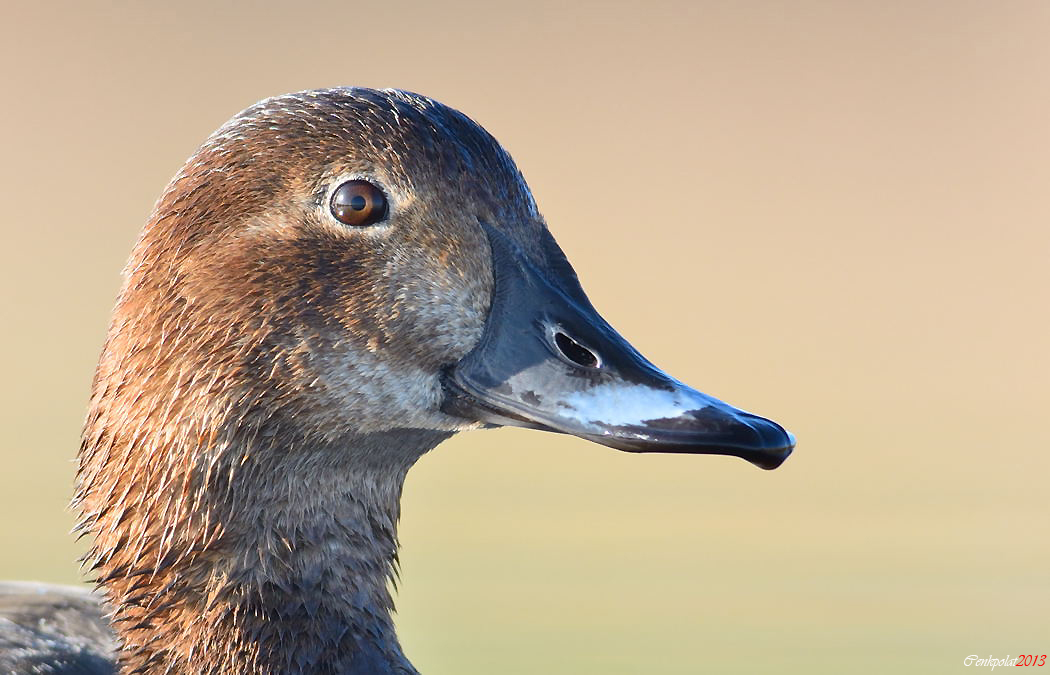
[{"left": 330, "top": 180, "right": 388, "bottom": 227}]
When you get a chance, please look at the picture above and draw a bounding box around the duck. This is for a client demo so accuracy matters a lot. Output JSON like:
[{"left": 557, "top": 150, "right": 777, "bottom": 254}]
[{"left": 0, "top": 88, "right": 794, "bottom": 674}]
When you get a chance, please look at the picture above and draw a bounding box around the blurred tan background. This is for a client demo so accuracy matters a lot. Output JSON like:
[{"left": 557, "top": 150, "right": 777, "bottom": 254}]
[{"left": 2, "top": 1, "right": 1048, "bottom": 673}]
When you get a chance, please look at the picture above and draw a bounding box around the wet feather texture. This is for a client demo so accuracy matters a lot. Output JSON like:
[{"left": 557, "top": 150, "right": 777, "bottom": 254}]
[{"left": 74, "top": 89, "right": 514, "bottom": 673}]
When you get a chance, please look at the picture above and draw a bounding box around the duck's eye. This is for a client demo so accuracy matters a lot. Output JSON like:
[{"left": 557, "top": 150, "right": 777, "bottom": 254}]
[{"left": 330, "top": 180, "right": 388, "bottom": 227}]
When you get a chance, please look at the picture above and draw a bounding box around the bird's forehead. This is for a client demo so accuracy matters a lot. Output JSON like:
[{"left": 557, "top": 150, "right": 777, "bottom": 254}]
[{"left": 208, "top": 88, "right": 534, "bottom": 206}]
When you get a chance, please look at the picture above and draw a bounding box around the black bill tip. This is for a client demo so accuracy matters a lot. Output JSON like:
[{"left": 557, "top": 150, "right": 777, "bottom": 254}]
[{"left": 571, "top": 406, "right": 796, "bottom": 470}]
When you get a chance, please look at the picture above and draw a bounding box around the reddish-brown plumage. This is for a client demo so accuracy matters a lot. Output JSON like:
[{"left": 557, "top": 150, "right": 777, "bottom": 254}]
[{"left": 72, "top": 88, "right": 544, "bottom": 673}]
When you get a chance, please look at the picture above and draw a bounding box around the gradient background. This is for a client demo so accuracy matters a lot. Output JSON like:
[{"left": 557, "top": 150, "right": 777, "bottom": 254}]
[{"left": 2, "top": 2, "right": 1047, "bottom": 673}]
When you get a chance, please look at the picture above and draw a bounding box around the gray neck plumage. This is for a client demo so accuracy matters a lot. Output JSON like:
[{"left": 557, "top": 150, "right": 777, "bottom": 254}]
[{"left": 90, "top": 428, "right": 450, "bottom": 674}]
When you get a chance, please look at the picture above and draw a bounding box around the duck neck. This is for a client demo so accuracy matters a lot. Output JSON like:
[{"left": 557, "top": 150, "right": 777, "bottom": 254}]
[{"left": 80, "top": 427, "right": 449, "bottom": 674}]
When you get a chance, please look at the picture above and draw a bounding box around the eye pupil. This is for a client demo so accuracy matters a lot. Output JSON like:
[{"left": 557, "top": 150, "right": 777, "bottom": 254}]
[{"left": 330, "top": 180, "right": 388, "bottom": 226}]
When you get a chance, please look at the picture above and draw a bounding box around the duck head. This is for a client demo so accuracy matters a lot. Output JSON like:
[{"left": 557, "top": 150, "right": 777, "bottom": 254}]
[
  {"left": 93, "top": 88, "right": 792, "bottom": 469},
  {"left": 76, "top": 87, "right": 794, "bottom": 673}
]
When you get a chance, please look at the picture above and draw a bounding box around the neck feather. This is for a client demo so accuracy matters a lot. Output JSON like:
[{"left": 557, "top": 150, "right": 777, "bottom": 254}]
[{"left": 76, "top": 421, "right": 448, "bottom": 674}]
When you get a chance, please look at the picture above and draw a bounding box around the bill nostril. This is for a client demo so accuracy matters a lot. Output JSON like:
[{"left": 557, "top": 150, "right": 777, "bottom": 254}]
[{"left": 553, "top": 331, "right": 600, "bottom": 369}]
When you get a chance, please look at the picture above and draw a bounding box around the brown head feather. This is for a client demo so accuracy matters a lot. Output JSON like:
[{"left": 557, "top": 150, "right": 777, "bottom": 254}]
[{"left": 74, "top": 88, "right": 544, "bottom": 673}]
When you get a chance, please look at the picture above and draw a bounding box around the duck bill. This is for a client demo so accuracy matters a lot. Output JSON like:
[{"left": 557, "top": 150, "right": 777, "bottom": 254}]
[{"left": 440, "top": 224, "right": 795, "bottom": 470}]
